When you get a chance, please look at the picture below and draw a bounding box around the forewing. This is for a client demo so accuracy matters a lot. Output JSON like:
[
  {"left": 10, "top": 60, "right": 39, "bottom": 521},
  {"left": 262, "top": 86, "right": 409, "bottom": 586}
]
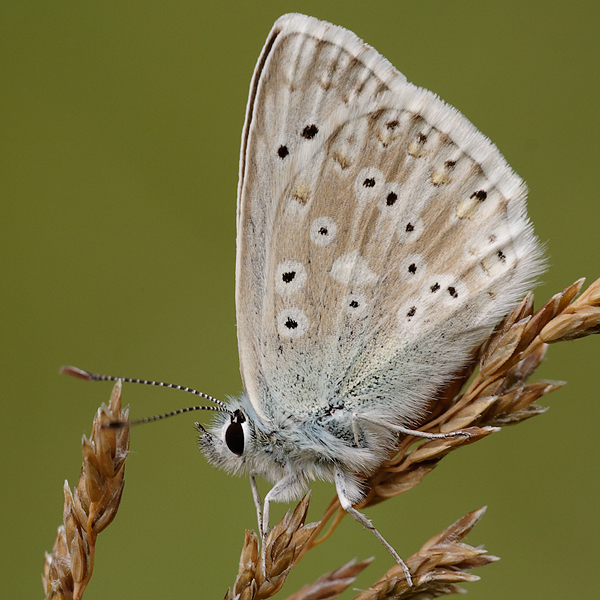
[{"left": 235, "top": 14, "right": 544, "bottom": 424}]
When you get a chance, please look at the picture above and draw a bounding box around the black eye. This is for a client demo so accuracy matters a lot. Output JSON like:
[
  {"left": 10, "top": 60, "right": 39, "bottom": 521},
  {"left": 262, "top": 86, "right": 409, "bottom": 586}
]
[{"left": 225, "top": 422, "right": 244, "bottom": 456}]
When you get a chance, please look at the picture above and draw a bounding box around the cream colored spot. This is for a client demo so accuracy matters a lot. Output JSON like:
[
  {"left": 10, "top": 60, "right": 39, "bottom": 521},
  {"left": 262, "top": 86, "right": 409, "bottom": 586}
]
[
  {"left": 378, "top": 129, "right": 393, "bottom": 147},
  {"left": 480, "top": 257, "right": 493, "bottom": 276},
  {"left": 456, "top": 196, "right": 482, "bottom": 219},
  {"left": 333, "top": 150, "right": 352, "bottom": 170},
  {"left": 317, "top": 60, "right": 336, "bottom": 90},
  {"left": 431, "top": 169, "right": 450, "bottom": 186},
  {"left": 431, "top": 158, "right": 457, "bottom": 186},
  {"left": 292, "top": 183, "right": 310, "bottom": 205},
  {"left": 479, "top": 247, "right": 510, "bottom": 278},
  {"left": 330, "top": 250, "right": 378, "bottom": 285},
  {"left": 407, "top": 133, "right": 427, "bottom": 158},
  {"left": 378, "top": 121, "right": 402, "bottom": 148}
]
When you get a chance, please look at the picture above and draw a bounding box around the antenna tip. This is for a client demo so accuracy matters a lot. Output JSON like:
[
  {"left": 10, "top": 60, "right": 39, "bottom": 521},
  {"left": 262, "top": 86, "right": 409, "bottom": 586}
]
[
  {"left": 60, "top": 365, "right": 93, "bottom": 380},
  {"left": 101, "top": 420, "right": 129, "bottom": 430}
]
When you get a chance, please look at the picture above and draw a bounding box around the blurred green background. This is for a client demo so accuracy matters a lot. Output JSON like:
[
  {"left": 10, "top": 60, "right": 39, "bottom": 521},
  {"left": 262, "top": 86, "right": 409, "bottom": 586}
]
[{"left": 2, "top": 1, "right": 599, "bottom": 598}]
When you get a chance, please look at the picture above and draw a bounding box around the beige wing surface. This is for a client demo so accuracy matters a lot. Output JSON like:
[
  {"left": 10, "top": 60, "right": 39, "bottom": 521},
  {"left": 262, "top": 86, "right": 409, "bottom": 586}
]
[{"left": 235, "top": 14, "right": 544, "bottom": 423}]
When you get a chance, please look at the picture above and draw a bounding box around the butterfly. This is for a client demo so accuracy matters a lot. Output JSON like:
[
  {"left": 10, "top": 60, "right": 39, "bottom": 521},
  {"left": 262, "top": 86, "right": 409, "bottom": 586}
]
[
  {"left": 195, "top": 13, "right": 544, "bottom": 580},
  {"left": 66, "top": 13, "right": 544, "bottom": 584}
]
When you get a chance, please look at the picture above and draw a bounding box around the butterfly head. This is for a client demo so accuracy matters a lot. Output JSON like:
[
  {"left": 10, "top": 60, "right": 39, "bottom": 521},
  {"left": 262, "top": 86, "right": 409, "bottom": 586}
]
[
  {"left": 196, "top": 397, "right": 260, "bottom": 476},
  {"left": 196, "top": 396, "right": 297, "bottom": 487}
]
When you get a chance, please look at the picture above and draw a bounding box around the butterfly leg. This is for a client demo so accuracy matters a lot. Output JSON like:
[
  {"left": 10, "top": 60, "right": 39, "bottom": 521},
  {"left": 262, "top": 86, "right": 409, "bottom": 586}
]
[
  {"left": 258, "top": 474, "right": 306, "bottom": 558},
  {"left": 334, "top": 468, "right": 413, "bottom": 587},
  {"left": 250, "top": 475, "right": 264, "bottom": 538},
  {"left": 353, "top": 412, "right": 473, "bottom": 439}
]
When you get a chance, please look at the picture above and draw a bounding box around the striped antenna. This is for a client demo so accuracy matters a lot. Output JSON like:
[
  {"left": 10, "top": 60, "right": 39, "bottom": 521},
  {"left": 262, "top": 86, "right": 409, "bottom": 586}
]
[
  {"left": 60, "top": 365, "right": 233, "bottom": 428},
  {"left": 104, "top": 404, "right": 228, "bottom": 429}
]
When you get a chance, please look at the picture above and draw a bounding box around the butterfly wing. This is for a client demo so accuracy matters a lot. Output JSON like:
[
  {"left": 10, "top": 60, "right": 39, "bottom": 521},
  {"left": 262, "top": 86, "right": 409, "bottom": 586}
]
[{"left": 235, "top": 13, "right": 544, "bottom": 426}]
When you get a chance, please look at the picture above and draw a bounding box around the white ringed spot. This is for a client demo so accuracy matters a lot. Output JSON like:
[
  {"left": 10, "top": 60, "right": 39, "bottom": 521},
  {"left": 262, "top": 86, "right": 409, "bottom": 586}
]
[
  {"left": 397, "top": 299, "right": 423, "bottom": 325},
  {"left": 424, "top": 273, "right": 468, "bottom": 307},
  {"left": 397, "top": 216, "right": 424, "bottom": 244},
  {"left": 277, "top": 307, "right": 309, "bottom": 339},
  {"left": 275, "top": 261, "right": 307, "bottom": 295},
  {"left": 310, "top": 216, "right": 337, "bottom": 247},
  {"left": 377, "top": 182, "right": 403, "bottom": 214},
  {"left": 355, "top": 167, "right": 384, "bottom": 204},
  {"left": 344, "top": 290, "right": 369, "bottom": 318},
  {"left": 399, "top": 255, "right": 427, "bottom": 282}
]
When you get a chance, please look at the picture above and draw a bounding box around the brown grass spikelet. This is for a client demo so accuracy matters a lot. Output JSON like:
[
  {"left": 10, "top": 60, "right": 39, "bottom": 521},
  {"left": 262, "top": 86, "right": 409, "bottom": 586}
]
[
  {"left": 539, "top": 277, "right": 600, "bottom": 342},
  {"left": 42, "top": 380, "right": 129, "bottom": 600},
  {"left": 225, "top": 494, "right": 320, "bottom": 600},
  {"left": 352, "top": 508, "right": 497, "bottom": 600},
  {"left": 284, "top": 558, "right": 374, "bottom": 600}
]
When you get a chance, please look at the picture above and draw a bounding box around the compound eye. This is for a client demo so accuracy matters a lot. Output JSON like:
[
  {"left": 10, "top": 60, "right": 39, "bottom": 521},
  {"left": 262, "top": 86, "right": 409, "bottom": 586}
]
[{"left": 225, "top": 421, "right": 244, "bottom": 456}]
